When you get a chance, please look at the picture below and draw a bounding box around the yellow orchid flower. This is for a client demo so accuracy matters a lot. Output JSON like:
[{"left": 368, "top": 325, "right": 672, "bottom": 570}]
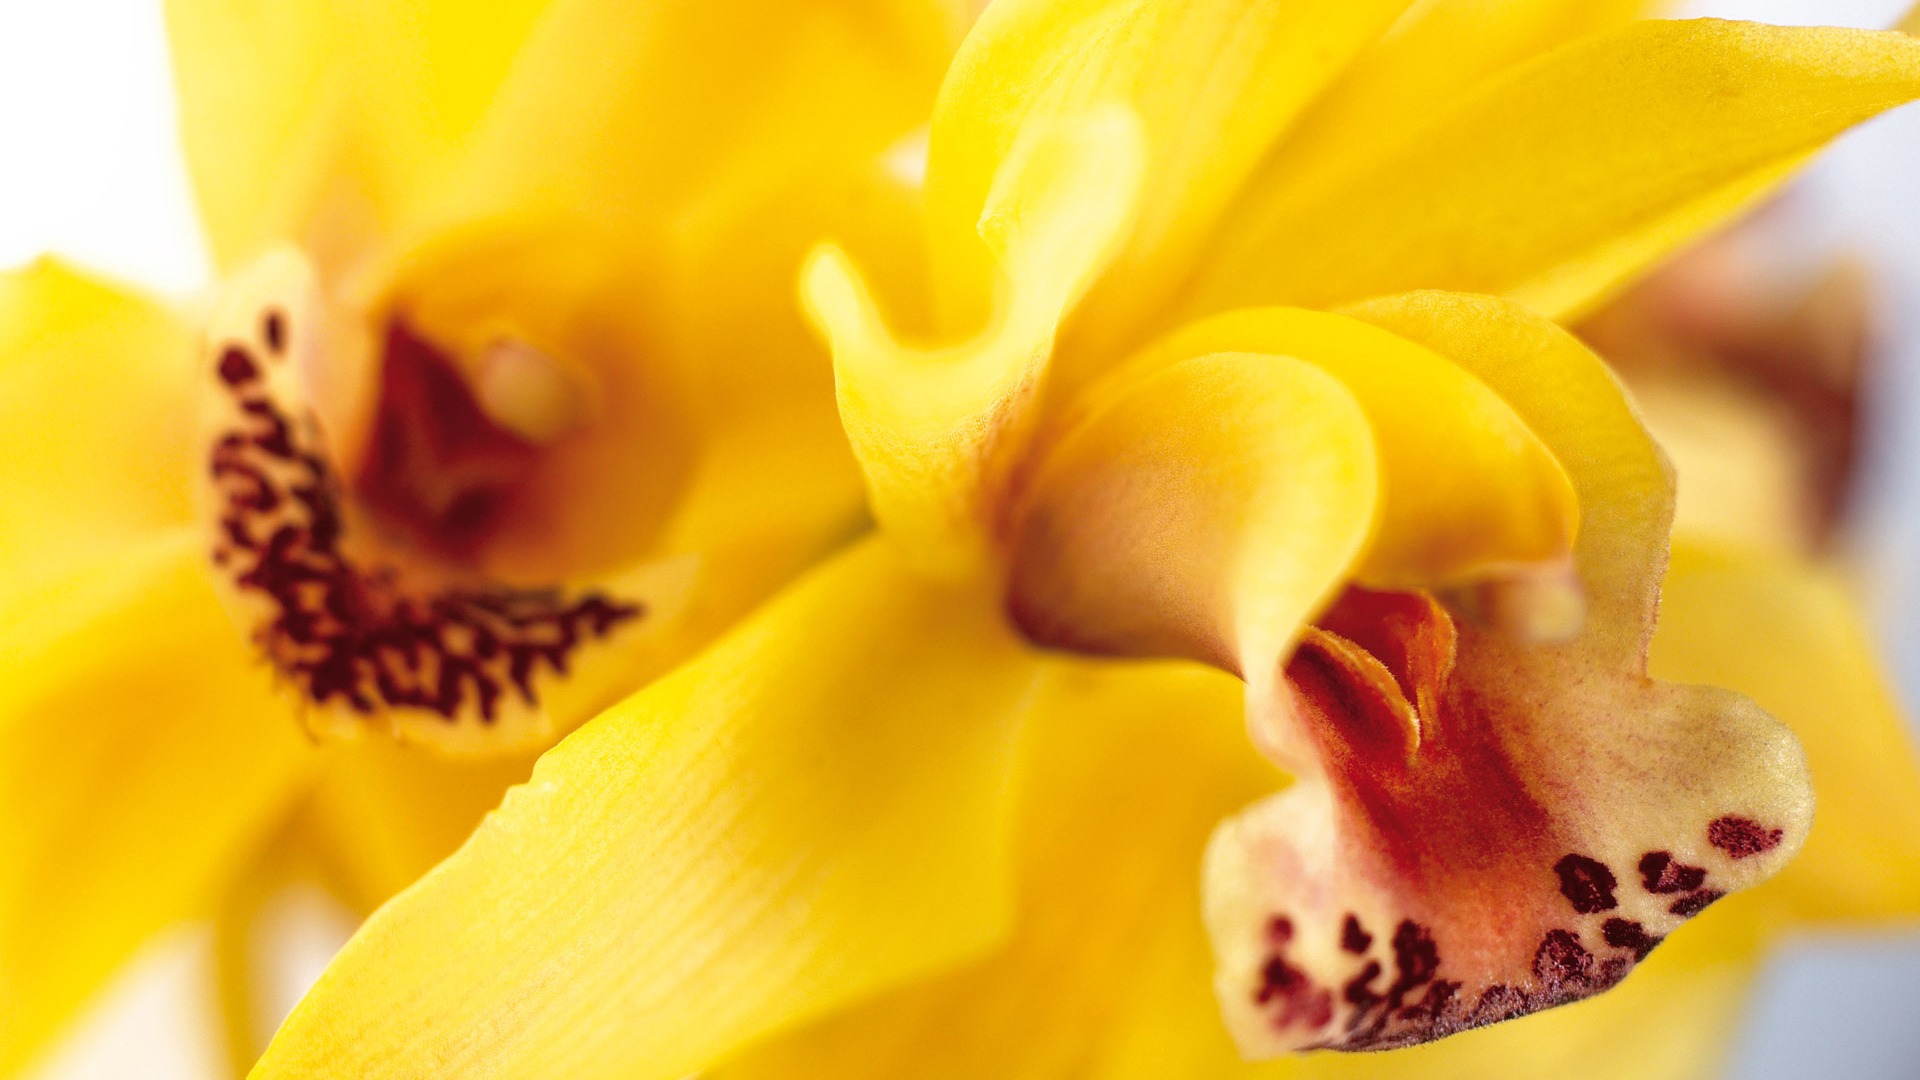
[
  {"left": 0, "top": 0, "right": 967, "bottom": 1074},
  {"left": 243, "top": 1, "right": 1920, "bottom": 1078}
]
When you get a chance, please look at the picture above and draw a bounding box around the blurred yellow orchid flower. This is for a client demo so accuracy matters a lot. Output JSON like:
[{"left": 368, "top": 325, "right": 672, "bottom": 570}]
[
  {"left": 246, "top": 2, "right": 1920, "bottom": 1079},
  {"left": 0, "top": 0, "right": 965, "bottom": 1073}
]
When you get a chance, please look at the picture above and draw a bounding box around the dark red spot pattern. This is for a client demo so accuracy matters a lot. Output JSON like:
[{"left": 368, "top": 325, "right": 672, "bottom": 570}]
[
  {"left": 1638, "top": 851, "right": 1708, "bottom": 894},
  {"left": 1708, "top": 815, "right": 1784, "bottom": 859},
  {"left": 206, "top": 336, "right": 641, "bottom": 725},
  {"left": 1553, "top": 853, "right": 1619, "bottom": 914},
  {"left": 1341, "top": 914, "right": 1373, "bottom": 955}
]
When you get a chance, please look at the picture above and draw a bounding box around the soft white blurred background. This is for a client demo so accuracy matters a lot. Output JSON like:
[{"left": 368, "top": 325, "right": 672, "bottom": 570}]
[{"left": 2, "top": 1, "right": 1918, "bottom": 1077}]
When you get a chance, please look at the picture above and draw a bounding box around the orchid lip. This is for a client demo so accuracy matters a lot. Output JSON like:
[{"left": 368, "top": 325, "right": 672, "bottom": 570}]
[{"left": 198, "top": 251, "right": 644, "bottom": 748}]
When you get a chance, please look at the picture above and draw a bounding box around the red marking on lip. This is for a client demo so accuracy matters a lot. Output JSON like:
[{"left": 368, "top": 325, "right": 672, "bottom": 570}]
[
  {"left": 1638, "top": 850, "right": 1707, "bottom": 894},
  {"left": 1707, "top": 815, "right": 1783, "bottom": 859},
  {"left": 206, "top": 331, "right": 642, "bottom": 725},
  {"left": 1668, "top": 890, "right": 1725, "bottom": 917},
  {"left": 1341, "top": 914, "right": 1373, "bottom": 955},
  {"left": 1601, "top": 918, "right": 1662, "bottom": 961},
  {"left": 1553, "top": 854, "right": 1619, "bottom": 914}
]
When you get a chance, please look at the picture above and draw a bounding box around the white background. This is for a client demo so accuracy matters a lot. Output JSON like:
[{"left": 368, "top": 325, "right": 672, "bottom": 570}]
[{"left": 3, "top": 1, "right": 1919, "bottom": 1078}]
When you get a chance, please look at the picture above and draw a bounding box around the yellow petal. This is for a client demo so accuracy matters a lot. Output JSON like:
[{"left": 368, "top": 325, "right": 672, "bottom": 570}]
[
  {"left": 1199, "top": 294, "right": 1811, "bottom": 1055},
  {"left": 714, "top": 658, "right": 1271, "bottom": 1080},
  {"left": 0, "top": 261, "right": 197, "bottom": 601},
  {"left": 252, "top": 538, "right": 1040, "bottom": 1080},
  {"left": 0, "top": 533, "right": 312, "bottom": 1077},
  {"left": 719, "top": 660, "right": 1768, "bottom": 1080},
  {"left": 164, "top": 0, "right": 550, "bottom": 271},
  {"left": 807, "top": 108, "right": 1145, "bottom": 574},
  {"left": 1270, "top": 0, "right": 1657, "bottom": 195},
  {"left": 923, "top": 0, "right": 1413, "bottom": 340},
  {"left": 1004, "top": 349, "right": 1378, "bottom": 672},
  {"left": 293, "top": 742, "right": 537, "bottom": 914},
  {"left": 1652, "top": 540, "right": 1920, "bottom": 925},
  {"left": 1183, "top": 20, "right": 1920, "bottom": 323},
  {"left": 422, "top": 0, "right": 960, "bottom": 254},
  {"left": 1120, "top": 308, "right": 1579, "bottom": 590}
]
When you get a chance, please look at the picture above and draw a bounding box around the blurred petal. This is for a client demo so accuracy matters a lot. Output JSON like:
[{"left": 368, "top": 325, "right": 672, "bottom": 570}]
[
  {"left": 924, "top": 0, "right": 1413, "bottom": 337},
  {"left": 254, "top": 538, "right": 1040, "bottom": 1080},
  {"left": 426, "top": 0, "right": 959, "bottom": 249},
  {"left": 1652, "top": 541, "right": 1920, "bottom": 925},
  {"left": 1271, "top": 0, "right": 1657, "bottom": 190},
  {"left": 295, "top": 742, "right": 536, "bottom": 913},
  {"left": 1201, "top": 294, "right": 1810, "bottom": 1055},
  {"left": 1005, "top": 349, "right": 1377, "bottom": 672},
  {"left": 0, "top": 534, "right": 311, "bottom": 1076},
  {"left": 0, "top": 261, "right": 197, "bottom": 600},
  {"left": 1119, "top": 308, "right": 1578, "bottom": 590},
  {"left": 1184, "top": 21, "right": 1920, "bottom": 322},
  {"left": 714, "top": 659, "right": 1270, "bottom": 1080},
  {"left": 165, "top": 0, "right": 551, "bottom": 270},
  {"left": 806, "top": 109, "right": 1144, "bottom": 573}
]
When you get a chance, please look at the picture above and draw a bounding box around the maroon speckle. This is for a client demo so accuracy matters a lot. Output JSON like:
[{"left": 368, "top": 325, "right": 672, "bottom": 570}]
[
  {"left": 1267, "top": 915, "right": 1294, "bottom": 944},
  {"left": 1669, "top": 890, "right": 1725, "bottom": 918},
  {"left": 1601, "top": 918, "right": 1662, "bottom": 961},
  {"left": 218, "top": 346, "right": 258, "bottom": 387},
  {"left": 1533, "top": 929, "right": 1597, "bottom": 988},
  {"left": 1553, "top": 853, "right": 1619, "bottom": 913},
  {"left": 1341, "top": 914, "right": 1372, "bottom": 955},
  {"left": 1255, "top": 952, "right": 1334, "bottom": 1032},
  {"left": 262, "top": 309, "right": 286, "bottom": 355},
  {"left": 1638, "top": 851, "right": 1708, "bottom": 894},
  {"left": 205, "top": 339, "right": 641, "bottom": 725},
  {"left": 1708, "top": 815, "right": 1783, "bottom": 859}
]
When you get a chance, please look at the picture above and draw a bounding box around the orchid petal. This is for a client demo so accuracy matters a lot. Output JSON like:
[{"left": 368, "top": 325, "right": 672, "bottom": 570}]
[
  {"left": 0, "top": 262, "right": 197, "bottom": 599},
  {"left": 252, "top": 538, "right": 1039, "bottom": 1080},
  {"left": 1200, "top": 293, "right": 1811, "bottom": 1055},
  {"left": 1117, "top": 308, "right": 1578, "bottom": 591},
  {"left": 1004, "top": 349, "right": 1378, "bottom": 672},
  {"left": 1651, "top": 541, "right": 1920, "bottom": 924},
  {"left": 165, "top": 0, "right": 550, "bottom": 272},
  {"left": 923, "top": 0, "right": 1414, "bottom": 343},
  {"left": 711, "top": 659, "right": 1268, "bottom": 1080},
  {"left": 806, "top": 109, "right": 1145, "bottom": 573},
  {"left": 1182, "top": 20, "right": 1920, "bottom": 323},
  {"left": 0, "top": 535, "right": 311, "bottom": 1077}
]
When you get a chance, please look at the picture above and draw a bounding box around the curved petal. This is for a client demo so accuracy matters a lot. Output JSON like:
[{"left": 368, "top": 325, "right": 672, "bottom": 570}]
[
  {"left": 1118, "top": 308, "right": 1579, "bottom": 591},
  {"left": 806, "top": 109, "right": 1145, "bottom": 573},
  {"left": 1004, "top": 350, "right": 1378, "bottom": 672},
  {"left": 1181, "top": 20, "right": 1920, "bottom": 323},
  {"left": 252, "top": 538, "right": 1041, "bottom": 1080},
  {"left": 1200, "top": 293, "right": 1812, "bottom": 1055},
  {"left": 922, "top": 0, "right": 1413, "bottom": 341},
  {"left": 0, "top": 261, "right": 197, "bottom": 600},
  {"left": 1651, "top": 541, "right": 1920, "bottom": 925},
  {"left": 165, "top": 0, "right": 551, "bottom": 271},
  {"left": 711, "top": 658, "right": 1270, "bottom": 1080},
  {"left": 293, "top": 743, "right": 536, "bottom": 914},
  {"left": 0, "top": 533, "right": 312, "bottom": 1077},
  {"left": 417, "top": 0, "right": 960, "bottom": 257},
  {"left": 1267, "top": 0, "right": 1657, "bottom": 200},
  {"left": 716, "top": 660, "right": 1770, "bottom": 1080}
]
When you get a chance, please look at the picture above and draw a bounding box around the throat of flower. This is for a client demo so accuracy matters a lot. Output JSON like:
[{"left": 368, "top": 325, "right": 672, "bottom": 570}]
[{"left": 196, "top": 250, "right": 643, "bottom": 754}]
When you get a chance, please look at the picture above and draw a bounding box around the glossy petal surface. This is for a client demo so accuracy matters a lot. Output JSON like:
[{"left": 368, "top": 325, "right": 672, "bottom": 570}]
[
  {"left": 1183, "top": 20, "right": 1920, "bottom": 322},
  {"left": 253, "top": 539, "right": 1039, "bottom": 1080}
]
